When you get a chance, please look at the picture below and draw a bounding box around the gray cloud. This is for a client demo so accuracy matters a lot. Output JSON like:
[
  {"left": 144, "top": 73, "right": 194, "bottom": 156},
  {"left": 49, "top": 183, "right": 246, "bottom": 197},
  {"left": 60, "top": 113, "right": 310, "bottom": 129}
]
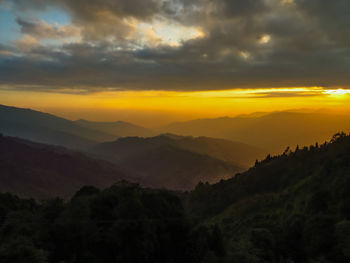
[
  {"left": 1, "top": 0, "right": 350, "bottom": 92},
  {"left": 16, "top": 18, "right": 81, "bottom": 40},
  {"left": 61, "top": 0, "right": 162, "bottom": 20}
]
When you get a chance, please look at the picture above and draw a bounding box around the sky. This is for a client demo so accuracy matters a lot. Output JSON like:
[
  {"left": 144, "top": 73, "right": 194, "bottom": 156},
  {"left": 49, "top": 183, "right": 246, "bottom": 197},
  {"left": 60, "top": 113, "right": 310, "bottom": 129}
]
[{"left": 1, "top": 0, "right": 350, "bottom": 126}]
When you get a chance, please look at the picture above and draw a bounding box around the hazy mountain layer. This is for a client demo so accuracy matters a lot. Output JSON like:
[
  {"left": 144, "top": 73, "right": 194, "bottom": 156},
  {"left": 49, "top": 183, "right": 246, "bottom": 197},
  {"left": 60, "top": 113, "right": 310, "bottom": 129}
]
[
  {"left": 0, "top": 104, "right": 156, "bottom": 150},
  {"left": 0, "top": 104, "right": 117, "bottom": 149},
  {"left": 91, "top": 134, "right": 260, "bottom": 190},
  {"left": 0, "top": 135, "right": 133, "bottom": 198},
  {"left": 93, "top": 134, "right": 264, "bottom": 166},
  {"left": 74, "top": 119, "right": 156, "bottom": 138},
  {"left": 161, "top": 111, "right": 350, "bottom": 154}
]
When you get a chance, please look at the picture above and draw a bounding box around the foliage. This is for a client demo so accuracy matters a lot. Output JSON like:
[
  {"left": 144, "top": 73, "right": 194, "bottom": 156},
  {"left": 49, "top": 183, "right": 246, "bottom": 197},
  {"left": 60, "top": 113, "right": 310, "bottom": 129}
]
[
  {"left": 2, "top": 132, "right": 350, "bottom": 262},
  {"left": 0, "top": 182, "right": 224, "bottom": 263},
  {"left": 187, "top": 132, "right": 350, "bottom": 262}
]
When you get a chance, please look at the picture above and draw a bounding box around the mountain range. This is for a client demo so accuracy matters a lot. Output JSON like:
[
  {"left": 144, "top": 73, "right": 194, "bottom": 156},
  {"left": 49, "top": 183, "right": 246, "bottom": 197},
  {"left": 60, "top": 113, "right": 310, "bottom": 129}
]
[
  {"left": 0, "top": 133, "right": 260, "bottom": 196},
  {"left": 2, "top": 104, "right": 350, "bottom": 196},
  {"left": 0, "top": 131, "right": 265, "bottom": 196},
  {"left": 0, "top": 104, "right": 266, "bottom": 192},
  {"left": 3, "top": 104, "right": 350, "bottom": 156},
  {"left": 91, "top": 134, "right": 264, "bottom": 190},
  {"left": 1, "top": 131, "right": 350, "bottom": 262},
  {"left": 0, "top": 105, "right": 153, "bottom": 150},
  {"left": 74, "top": 119, "right": 155, "bottom": 138},
  {"left": 160, "top": 110, "right": 350, "bottom": 154},
  {"left": 0, "top": 134, "right": 133, "bottom": 198}
]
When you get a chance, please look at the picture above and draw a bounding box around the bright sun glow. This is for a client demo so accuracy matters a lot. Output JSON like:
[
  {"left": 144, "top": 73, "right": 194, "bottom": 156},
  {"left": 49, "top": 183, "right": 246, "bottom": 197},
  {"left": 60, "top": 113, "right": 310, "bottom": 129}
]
[{"left": 324, "top": 89, "right": 350, "bottom": 96}]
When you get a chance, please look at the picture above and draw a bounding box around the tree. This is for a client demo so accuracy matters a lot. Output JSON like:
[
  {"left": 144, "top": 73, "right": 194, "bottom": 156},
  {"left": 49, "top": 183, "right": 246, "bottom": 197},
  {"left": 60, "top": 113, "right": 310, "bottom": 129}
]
[
  {"left": 208, "top": 225, "right": 226, "bottom": 258},
  {"left": 303, "top": 214, "right": 335, "bottom": 257},
  {"left": 335, "top": 220, "right": 350, "bottom": 260},
  {"left": 0, "top": 237, "right": 48, "bottom": 263},
  {"left": 250, "top": 228, "right": 276, "bottom": 262}
]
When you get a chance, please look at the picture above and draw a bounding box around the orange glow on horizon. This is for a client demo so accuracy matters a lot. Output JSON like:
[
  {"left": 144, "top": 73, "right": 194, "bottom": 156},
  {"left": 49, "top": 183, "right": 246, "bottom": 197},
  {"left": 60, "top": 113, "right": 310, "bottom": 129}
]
[{"left": 1, "top": 87, "right": 350, "bottom": 127}]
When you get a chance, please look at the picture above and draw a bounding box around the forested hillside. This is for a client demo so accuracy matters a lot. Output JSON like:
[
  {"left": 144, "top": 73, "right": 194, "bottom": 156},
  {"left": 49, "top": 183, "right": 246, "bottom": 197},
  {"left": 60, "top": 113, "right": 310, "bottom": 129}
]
[
  {"left": 0, "top": 183, "right": 224, "bottom": 263},
  {"left": 187, "top": 132, "right": 350, "bottom": 262},
  {"left": 1, "top": 133, "right": 350, "bottom": 262}
]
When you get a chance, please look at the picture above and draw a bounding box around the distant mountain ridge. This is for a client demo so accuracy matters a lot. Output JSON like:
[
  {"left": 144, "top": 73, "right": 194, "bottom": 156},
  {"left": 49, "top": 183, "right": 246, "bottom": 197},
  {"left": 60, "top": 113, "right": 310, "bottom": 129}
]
[
  {"left": 0, "top": 132, "right": 263, "bottom": 196},
  {"left": 0, "top": 104, "right": 267, "bottom": 192},
  {"left": 160, "top": 110, "right": 350, "bottom": 154},
  {"left": 74, "top": 119, "right": 155, "bottom": 138},
  {"left": 0, "top": 134, "right": 134, "bottom": 199},
  {"left": 91, "top": 134, "right": 265, "bottom": 190},
  {"left": 0, "top": 104, "right": 116, "bottom": 149},
  {"left": 0, "top": 104, "right": 154, "bottom": 150},
  {"left": 93, "top": 133, "right": 264, "bottom": 166}
]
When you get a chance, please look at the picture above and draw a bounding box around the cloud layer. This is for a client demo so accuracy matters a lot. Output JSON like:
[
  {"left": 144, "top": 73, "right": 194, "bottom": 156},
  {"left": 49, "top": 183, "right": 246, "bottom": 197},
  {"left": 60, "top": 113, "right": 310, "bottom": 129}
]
[{"left": 1, "top": 0, "right": 350, "bottom": 92}]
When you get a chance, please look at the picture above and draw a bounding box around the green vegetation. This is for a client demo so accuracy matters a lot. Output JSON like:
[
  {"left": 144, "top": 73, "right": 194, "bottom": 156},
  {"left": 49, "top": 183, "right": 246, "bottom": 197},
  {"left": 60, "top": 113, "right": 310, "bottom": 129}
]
[
  {"left": 0, "top": 183, "right": 224, "bottom": 263},
  {"left": 2, "top": 132, "right": 350, "bottom": 262},
  {"left": 187, "top": 132, "right": 350, "bottom": 262}
]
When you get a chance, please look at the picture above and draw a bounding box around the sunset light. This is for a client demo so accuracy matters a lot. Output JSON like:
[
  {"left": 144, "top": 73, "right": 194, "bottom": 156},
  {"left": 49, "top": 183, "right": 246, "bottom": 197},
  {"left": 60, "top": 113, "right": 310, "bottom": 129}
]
[
  {"left": 324, "top": 88, "right": 350, "bottom": 96},
  {"left": 1, "top": 1, "right": 350, "bottom": 262},
  {"left": 1, "top": 87, "right": 350, "bottom": 126}
]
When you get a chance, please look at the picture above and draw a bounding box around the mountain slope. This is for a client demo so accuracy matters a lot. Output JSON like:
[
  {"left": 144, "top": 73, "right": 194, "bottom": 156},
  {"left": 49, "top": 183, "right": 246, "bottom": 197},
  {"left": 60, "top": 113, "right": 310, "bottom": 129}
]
[
  {"left": 161, "top": 134, "right": 265, "bottom": 167},
  {"left": 91, "top": 134, "right": 256, "bottom": 190},
  {"left": 74, "top": 119, "right": 155, "bottom": 138},
  {"left": 2, "top": 133, "right": 350, "bottom": 262},
  {"left": 0, "top": 134, "right": 133, "bottom": 198},
  {"left": 186, "top": 132, "right": 350, "bottom": 262},
  {"left": 119, "top": 145, "right": 240, "bottom": 190},
  {"left": 0, "top": 105, "right": 116, "bottom": 149},
  {"left": 161, "top": 111, "right": 350, "bottom": 154},
  {"left": 189, "top": 132, "right": 350, "bottom": 217},
  {"left": 93, "top": 134, "right": 264, "bottom": 167}
]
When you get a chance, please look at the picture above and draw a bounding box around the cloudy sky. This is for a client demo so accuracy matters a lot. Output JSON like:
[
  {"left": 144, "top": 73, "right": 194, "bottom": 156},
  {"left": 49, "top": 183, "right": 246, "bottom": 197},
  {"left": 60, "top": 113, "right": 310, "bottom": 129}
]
[{"left": 1, "top": 0, "right": 350, "bottom": 125}]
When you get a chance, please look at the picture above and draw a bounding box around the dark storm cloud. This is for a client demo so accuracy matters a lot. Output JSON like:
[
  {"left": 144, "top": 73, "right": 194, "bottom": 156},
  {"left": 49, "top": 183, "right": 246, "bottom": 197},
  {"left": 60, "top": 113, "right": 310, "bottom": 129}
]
[
  {"left": 1, "top": 0, "right": 350, "bottom": 92},
  {"left": 294, "top": 0, "right": 350, "bottom": 44},
  {"left": 219, "top": 0, "right": 268, "bottom": 17}
]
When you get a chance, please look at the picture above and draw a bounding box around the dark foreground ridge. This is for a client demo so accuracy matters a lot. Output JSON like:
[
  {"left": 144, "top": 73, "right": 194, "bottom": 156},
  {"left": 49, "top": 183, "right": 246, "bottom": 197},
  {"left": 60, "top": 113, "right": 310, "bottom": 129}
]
[
  {"left": 0, "top": 182, "right": 224, "bottom": 263},
  {"left": 1, "top": 132, "right": 350, "bottom": 262}
]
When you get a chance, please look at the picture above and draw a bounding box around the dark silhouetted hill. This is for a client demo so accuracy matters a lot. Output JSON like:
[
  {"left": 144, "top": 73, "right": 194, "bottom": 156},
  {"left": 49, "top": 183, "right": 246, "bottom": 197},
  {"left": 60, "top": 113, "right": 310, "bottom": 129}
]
[{"left": 0, "top": 134, "right": 133, "bottom": 199}]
